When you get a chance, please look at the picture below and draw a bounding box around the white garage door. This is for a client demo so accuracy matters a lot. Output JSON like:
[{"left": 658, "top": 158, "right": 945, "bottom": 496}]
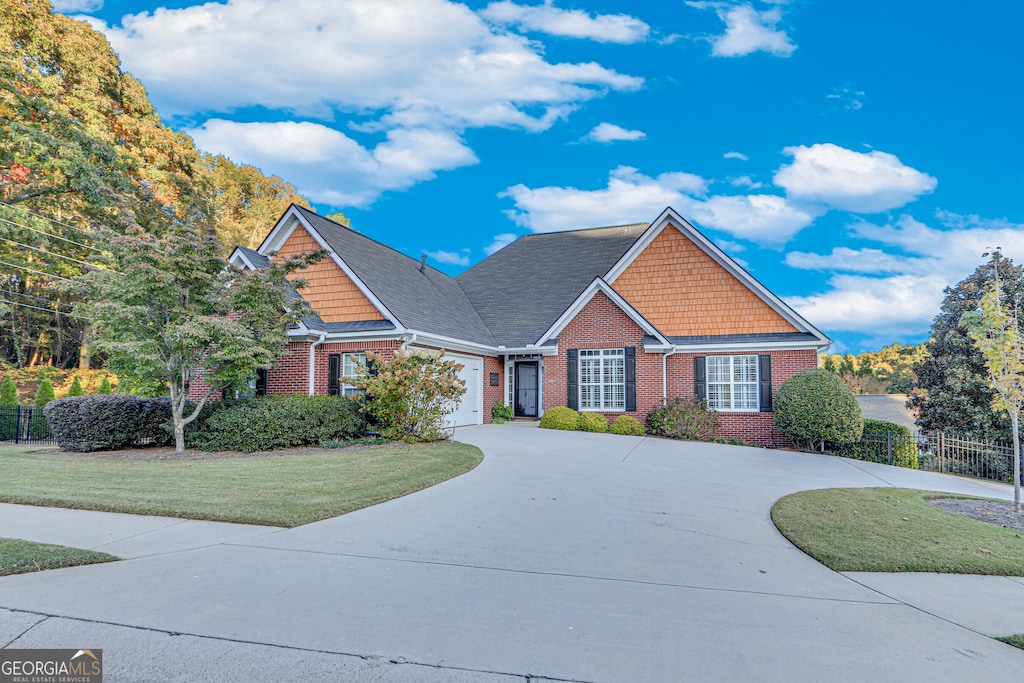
[{"left": 446, "top": 354, "right": 483, "bottom": 427}]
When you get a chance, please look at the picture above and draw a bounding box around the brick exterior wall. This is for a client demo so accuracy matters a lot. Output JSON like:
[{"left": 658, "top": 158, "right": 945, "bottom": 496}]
[
  {"left": 482, "top": 355, "right": 504, "bottom": 425},
  {"left": 543, "top": 291, "right": 819, "bottom": 446}
]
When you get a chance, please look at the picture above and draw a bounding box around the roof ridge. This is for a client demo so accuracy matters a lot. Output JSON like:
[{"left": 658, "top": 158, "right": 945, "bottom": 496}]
[{"left": 518, "top": 222, "right": 650, "bottom": 238}]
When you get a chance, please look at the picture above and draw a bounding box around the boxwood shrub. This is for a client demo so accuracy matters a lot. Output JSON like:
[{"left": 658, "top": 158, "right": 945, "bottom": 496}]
[
  {"left": 610, "top": 415, "right": 645, "bottom": 436},
  {"left": 185, "top": 394, "right": 364, "bottom": 452},
  {"left": 539, "top": 406, "right": 580, "bottom": 431},
  {"left": 774, "top": 369, "right": 862, "bottom": 451},
  {"left": 45, "top": 395, "right": 149, "bottom": 451},
  {"left": 577, "top": 412, "right": 609, "bottom": 433}
]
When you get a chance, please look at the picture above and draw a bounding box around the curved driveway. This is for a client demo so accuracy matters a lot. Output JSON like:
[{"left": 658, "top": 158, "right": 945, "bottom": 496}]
[{"left": 1, "top": 423, "right": 1023, "bottom": 681}]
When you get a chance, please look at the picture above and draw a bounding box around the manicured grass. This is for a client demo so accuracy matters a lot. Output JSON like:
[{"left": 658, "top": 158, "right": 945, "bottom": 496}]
[
  {"left": 771, "top": 488, "right": 1024, "bottom": 575},
  {"left": 0, "top": 537, "right": 117, "bottom": 577},
  {"left": 0, "top": 443, "right": 482, "bottom": 528},
  {"left": 999, "top": 634, "right": 1024, "bottom": 650}
]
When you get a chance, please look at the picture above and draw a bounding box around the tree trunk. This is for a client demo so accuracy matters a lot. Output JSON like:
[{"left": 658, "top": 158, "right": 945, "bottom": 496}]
[
  {"left": 1013, "top": 411, "right": 1021, "bottom": 512},
  {"left": 173, "top": 418, "right": 185, "bottom": 454},
  {"left": 78, "top": 323, "right": 92, "bottom": 369}
]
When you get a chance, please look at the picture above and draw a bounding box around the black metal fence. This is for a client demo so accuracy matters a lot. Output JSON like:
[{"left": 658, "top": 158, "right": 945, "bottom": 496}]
[
  {"left": 841, "top": 428, "right": 1021, "bottom": 485},
  {"left": 0, "top": 405, "right": 56, "bottom": 445}
]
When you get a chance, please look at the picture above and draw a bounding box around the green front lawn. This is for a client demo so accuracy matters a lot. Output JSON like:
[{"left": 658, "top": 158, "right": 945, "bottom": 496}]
[
  {"left": 772, "top": 487, "right": 1024, "bottom": 575},
  {"left": 0, "top": 538, "right": 117, "bottom": 577},
  {"left": 0, "top": 443, "right": 482, "bottom": 528}
]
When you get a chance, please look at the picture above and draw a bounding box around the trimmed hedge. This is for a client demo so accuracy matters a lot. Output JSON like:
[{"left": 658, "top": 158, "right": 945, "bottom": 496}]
[
  {"left": 45, "top": 395, "right": 164, "bottom": 452},
  {"left": 774, "top": 369, "right": 863, "bottom": 451},
  {"left": 185, "top": 395, "right": 365, "bottom": 453},
  {"left": 854, "top": 418, "right": 919, "bottom": 469},
  {"left": 577, "top": 412, "right": 609, "bottom": 433},
  {"left": 610, "top": 415, "right": 645, "bottom": 436},
  {"left": 539, "top": 406, "right": 580, "bottom": 431}
]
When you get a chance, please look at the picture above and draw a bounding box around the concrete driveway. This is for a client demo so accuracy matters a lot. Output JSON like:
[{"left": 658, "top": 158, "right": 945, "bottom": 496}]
[{"left": 1, "top": 423, "right": 1023, "bottom": 681}]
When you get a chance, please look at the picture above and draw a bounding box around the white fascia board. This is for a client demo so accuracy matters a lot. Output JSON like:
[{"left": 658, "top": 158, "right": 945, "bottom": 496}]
[
  {"left": 402, "top": 330, "right": 503, "bottom": 358},
  {"left": 535, "top": 277, "right": 671, "bottom": 347},
  {"left": 259, "top": 207, "right": 403, "bottom": 329},
  {"left": 499, "top": 346, "right": 559, "bottom": 357},
  {"left": 604, "top": 206, "right": 831, "bottom": 346},
  {"left": 287, "top": 328, "right": 406, "bottom": 343},
  {"left": 667, "top": 340, "right": 830, "bottom": 353},
  {"left": 228, "top": 248, "right": 256, "bottom": 270}
]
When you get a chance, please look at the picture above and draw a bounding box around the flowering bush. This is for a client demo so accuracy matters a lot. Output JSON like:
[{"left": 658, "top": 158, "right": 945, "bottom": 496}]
[{"left": 356, "top": 350, "right": 466, "bottom": 442}]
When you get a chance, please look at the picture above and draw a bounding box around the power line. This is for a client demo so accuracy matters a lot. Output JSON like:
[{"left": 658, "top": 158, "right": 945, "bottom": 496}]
[
  {"left": 0, "top": 235, "right": 96, "bottom": 269},
  {"left": 0, "top": 200, "right": 99, "bottom": 240},
  {"left": 0, "top": 258, "right": 71, "bottom": 281},
  {"left": 3, "top": 290, "right": 75, "bottom": 310},
  {"left": 0, "top": 298, "right": 83, "bottom": 318},
  {"left": 0, "top": 215, "right": 101, "bottom": 253}
]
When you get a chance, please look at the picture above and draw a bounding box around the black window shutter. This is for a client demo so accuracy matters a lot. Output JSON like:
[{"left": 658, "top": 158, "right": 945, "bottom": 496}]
[
  {"left": 758, "top": 355, "right": 773, "bottom": 412},
  {"left": 366, "top": 355, "right": 378, "bottom": 377},
  {"left": 328, "top": 353, "right": 341, "bottom": 396},
  {"left": 624, "top": 347, "right": 636, "bottom": 412},
  {"left": 694, "top": 356, "right": 707, "bottom": 400},
  {"left": 567, "top": 349, "right": 578, "bottom": 410},
  {"left": 255, "top": 368, "right": 268, "bottom": 397}
]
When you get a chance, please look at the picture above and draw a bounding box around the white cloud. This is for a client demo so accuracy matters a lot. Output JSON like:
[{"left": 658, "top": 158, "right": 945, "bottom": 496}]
[
  {"left": 480, "top": 1, "right": 650, "bottom": 43},
  {"left": 689, "top": 3, "right": 796, "bottom": 57},
  {"left": 774, "top": 143, "right": 937, "bottom": 213},
  {"left": 724, "top": 151, "right": 749, "bottom": 161},
  {"left": 827, "top": 86, "right": 865, "bottom": 111},
  {"left": 188, "top": 120, "right": 478, "bottom": 207},
  {"left": 583, "top": 123, "right": 647, "bottom": 143},
  {"left": 52, "top": 0, "right": 103, "bottom": 11},
  {"left": 485, "top": 233, "right": 519, "bottom": 255},
  {"left": 788, "top": 274, "right": 948, "bottom": 335},
  {"left": 730, "top": 175, "right": 763, "bottom": 189},
  {"left": 501, "top": 165, "right": 707, "bottom": 232},
  {"left": 689, "top": 194, "right": 819, "bottom": 243},
  {"left": 425, "top": 249, "right": 471, "bottom": 266},
  {"left": 99, "top": 0, "right": 642, "bottom": 126}
]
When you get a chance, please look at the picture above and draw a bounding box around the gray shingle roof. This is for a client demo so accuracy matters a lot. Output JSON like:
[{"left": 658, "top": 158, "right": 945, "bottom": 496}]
[
  {"left": 293, "top": 207, "right": 497, "bottom": 346},
  {"left": 235, "top": 246, "right": 271, "bottom": 269},
  {"left": 456, "top": 224, "right": 648, "bottom": 347}
]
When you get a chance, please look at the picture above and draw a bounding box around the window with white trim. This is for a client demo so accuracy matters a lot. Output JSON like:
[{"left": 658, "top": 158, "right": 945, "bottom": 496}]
[
  {"left": 579, "top": 348, "right": 625, "bottom": 410},
  {"left": 342, "top": 353, "right": 366, "bottom": 397},
  {"left": 706, "top": 355, "right": 759, "bottom": 411}
]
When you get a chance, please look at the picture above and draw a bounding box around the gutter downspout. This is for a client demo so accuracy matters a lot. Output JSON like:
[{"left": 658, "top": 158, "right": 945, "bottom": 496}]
[
  {"left": 308, "top": 333, "right": 326, "bottom": 396},
  {"left": 662, "top": 348, "right": 680, "bottom": 406},
  {"left": 401, "top": 332, "right": 417, "bottom": 351}
]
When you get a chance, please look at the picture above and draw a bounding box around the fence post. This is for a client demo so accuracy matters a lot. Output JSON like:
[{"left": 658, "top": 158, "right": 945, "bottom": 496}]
[
  {"left": 887, "top": 430, "right": 893, "bottom": 466},
  {"left": 13, "top": 406, "right": 21, "bottom": 445}
]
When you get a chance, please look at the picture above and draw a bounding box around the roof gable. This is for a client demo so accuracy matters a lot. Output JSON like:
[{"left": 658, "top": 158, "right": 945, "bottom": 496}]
[{"left": 537, "top": 278, "right": 671, "bottom": 347}]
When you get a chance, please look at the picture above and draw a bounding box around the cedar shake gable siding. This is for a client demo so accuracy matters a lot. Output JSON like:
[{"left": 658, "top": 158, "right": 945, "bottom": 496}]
[
  {"left": 273, "top": 224, "right": 385, "bottom": 324},
  {"left": 613, "top": 224, "right": 798, "bottom": 337}
]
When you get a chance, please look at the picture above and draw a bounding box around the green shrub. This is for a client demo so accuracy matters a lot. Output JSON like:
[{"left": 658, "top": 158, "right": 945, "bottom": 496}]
[
  {"left": 66, "top": 376, "right": 84, "bottom": 397},
  {"left": 645, "top": 397, "right": 719, "bottom": 441},
  {"left": 45, "top": 395, "right": 145, "bottom": 451},
  {"left": 27, "top": 379, "right": 55, "bottom": 439},
  {"left": 852, "top": 419, "right": 919, "bottom": 469},
  {"left": 491, "top": 403, "right": 514, "bottom": 424},
  {"left": 610, "top": 415, "right": 645, "bottom": 436},
  {"left": 136, "top": 397, "right": 175, "bottom": 447},
  {"left": 774, "top": 369, "right": 863, "bottom": 451},
  {"left": 185, "top": 395, "right": 365, "bottom": 452},
  {"left": 34, "top": 379, "right": 55, "bottom": 407},
  {"left": 0, "top": 376, "right": 17, "bottom": 406},
  {"left": 96, "top": 376, "right": 113, "bottom": 394},
  {"left": 540, "top": 406, "right": 580, "bottom": 430},
  {"left": 577, "top": 412, "right": 609, "bottom": 433}
]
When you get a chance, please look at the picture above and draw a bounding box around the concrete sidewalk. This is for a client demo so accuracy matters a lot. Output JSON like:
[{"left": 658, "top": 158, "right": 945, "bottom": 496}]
[{"left": 1, "top": 424, "right": 1022, "bottom": 682}]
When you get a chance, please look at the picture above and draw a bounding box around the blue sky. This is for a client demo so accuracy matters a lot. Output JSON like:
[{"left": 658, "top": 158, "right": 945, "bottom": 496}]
[{"left": 58, "top": 0, "right": 1024, "bottom": 352}]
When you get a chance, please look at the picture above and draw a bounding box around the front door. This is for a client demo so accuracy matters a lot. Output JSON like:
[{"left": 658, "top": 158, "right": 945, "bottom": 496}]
[{"left": 515, "top": 362, "right": 539, "bottom": 418}]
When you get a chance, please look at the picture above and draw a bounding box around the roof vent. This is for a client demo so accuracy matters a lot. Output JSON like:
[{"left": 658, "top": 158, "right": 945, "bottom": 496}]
[{"left": 419, "top": 253, "right": 427, "bottom": 273}]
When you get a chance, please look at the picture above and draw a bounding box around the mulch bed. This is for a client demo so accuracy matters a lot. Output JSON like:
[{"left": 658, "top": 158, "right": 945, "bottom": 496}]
[{"left": 930, "top": 498, "right": 1024, "bottom": 533}]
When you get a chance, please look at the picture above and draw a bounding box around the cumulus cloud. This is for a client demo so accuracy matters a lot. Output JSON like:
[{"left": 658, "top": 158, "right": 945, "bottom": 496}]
[
  {"left": 501, "top": 165, "right": 708, "bottom": 232},
  {"left": 583, "top": 123, "right": 647, "bottom": 143},
  {"left": 424, "top": 249, "right": 471, "bottom": 266},
  {"left": 188, "top": 120, "right": 478, "bottom": 207},
  {"left": 730, "top": 175, "right": 763, "bottom": 189},
  {"left": 485, "top": 233, "right": 519, "bottom": 255},
  {"left": 480, "top": 1, "right": 650, "bottom": 43},
  {"left": 689, "top": 194, "right": 819, "bottom": 243},
  {"left": 774, "top": 143, "right": 937, "bottom": 213},
  {"left": 688, "top": 3, "right": 796, "bottom": 57}
]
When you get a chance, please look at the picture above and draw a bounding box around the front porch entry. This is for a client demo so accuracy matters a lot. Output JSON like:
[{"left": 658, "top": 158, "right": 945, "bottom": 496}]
[{"left": 514, "top": 361, "right": 539, "bottom": 418}]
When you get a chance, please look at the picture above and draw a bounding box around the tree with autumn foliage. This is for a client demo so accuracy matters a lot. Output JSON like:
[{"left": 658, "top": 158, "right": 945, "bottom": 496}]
[
  {"left": 962, "top": 252, "right": 1024, "bottom": 511},
  {"left": 72, "top": 220, "right": 323, "bottom": 453}
]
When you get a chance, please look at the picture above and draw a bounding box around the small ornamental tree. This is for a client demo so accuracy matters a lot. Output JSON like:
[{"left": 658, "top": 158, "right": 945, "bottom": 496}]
[
  {"left": 72, "top": 222, "right": 323, "bottom": 453},
  {"left": 355, "top": 350, "right": 466, "bottom": 442},
  {"left": 96, "top": 376, "right": 113, "bottom": 394},
  {"left": 0, "top": 376, "right": 17, "bottom": 406},
  {"left": 66, "top": 376, "right": 84, "bottom": 397},
  {"left": 962, "top": 254, "right": 1024, "bottom": 511},
  {"left": 774, "top": 369, "right": 863, "bottom": 452},
  {"left": 34, "top": 378, "right": 54, "bottom": 406}
]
